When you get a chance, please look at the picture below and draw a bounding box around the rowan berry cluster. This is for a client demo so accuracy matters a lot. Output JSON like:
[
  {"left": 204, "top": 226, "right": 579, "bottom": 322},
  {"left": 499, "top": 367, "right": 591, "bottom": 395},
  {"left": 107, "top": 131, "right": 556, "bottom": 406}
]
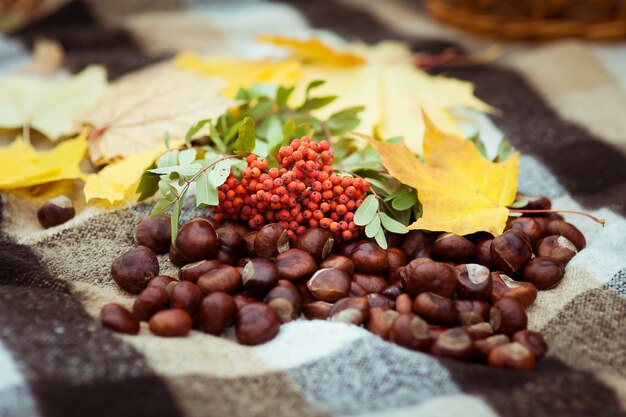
[{"left": 213, "top": 137, "right": 370, "bottom": 240}]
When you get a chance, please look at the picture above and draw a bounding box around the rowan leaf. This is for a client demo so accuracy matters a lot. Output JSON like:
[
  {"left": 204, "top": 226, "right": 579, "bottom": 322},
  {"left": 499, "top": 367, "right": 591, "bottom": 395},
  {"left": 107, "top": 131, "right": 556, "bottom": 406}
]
[
  {"left": 353, "top": 114, "right": 519, "bottom": 237},
  {"left": 365, "top": 213, "right": 381, "bottom": 238},
  {"left": 195, "top": 171, "right": 218, "bottom": 207},
  {"left": 354, "top": 194, "right": 378, "bottom": 226},
  {"left": 234, "top": 116, "right": 256, "bottom": 154},
  {"left": 380, "top": 212, "right": 408, "bottom": 234}
]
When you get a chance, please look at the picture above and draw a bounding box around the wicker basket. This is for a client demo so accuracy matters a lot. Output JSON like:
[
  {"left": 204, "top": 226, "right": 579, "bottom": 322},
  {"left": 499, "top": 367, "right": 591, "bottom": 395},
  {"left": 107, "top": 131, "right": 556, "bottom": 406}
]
[{"left": 425, "top": 0, "right": 626, "bottom": 40}]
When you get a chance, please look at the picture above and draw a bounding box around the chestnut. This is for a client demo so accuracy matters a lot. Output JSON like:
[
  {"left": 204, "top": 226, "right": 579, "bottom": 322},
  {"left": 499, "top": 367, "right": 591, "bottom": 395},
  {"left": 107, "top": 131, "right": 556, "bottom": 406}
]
[
  {"left": 387, "top": 247, "right": 408, "bottom": 269},
  {"left": 512, "top": 329, "right": 548, "bottom": 358},
  {"left": 544, "top": 220, "right": 585, "bottom": 250},
  {"left": 429, "top": 328, "right": 474, "bottom": 361},
  {"left": 241, "top": 258, "right": 279, "bottom": 297},
  {"left": 233, "top": 293, "right": 261, "bottom": 310},
  {"left": 352, "top": 273, "right": 388, "bottom": 294},
  {"left": 216, "top": 227, "right": 243, "bottom": 255},
  {"left": 490, "top": 272, "right": 537, "bottom": 308},
  {"left": 395, "top": 294, "right": 413, "bottom": 314},
  {"left": 149, "top": 309, "right": 192, "bottom": 337},
  {"left": 351, "top": 241, "right": 388, "bottom": 274},
  {"left": 388, "top": 313, "right": 432, "bottom": 351},
  {"left": 474, "top": 334, "right": 510, "bottom": 361},
  {"left": 243, "top": 231, "right": 258, "bottom": 256},
  {"left": 412, "top": 292, "right": 457, "bottom": 326},
  {"left": 400, "top": 260, "right": 456, "bottom": 298},
  {"left": 264, "top": 280, "right": 301, "bottom": 323},
  {"left": 197, "top": 265, "right": 242, "bottom": 295},
  {"left": 170, "top": 281, "right": 203, "bottom": 316},
  {"left": 134, "top": 215, "right": 171, "bottom": 254},
  {"left": 432, "top": 233, "right": 476, "bottom": 263},
  {"left": 307, "top": 268, "right": 351, "bottom": 302},
  {"left": 367, "top": 308, "right": 399, "bottom": 340},
  {"left": 454, "top": 264, "right": 492, "bottom": 300},
  {"left": 506, "top": 218, "right": 541, "bottom": 244},
  {"left": 455, "top": 299, "right": 489, "bottom": 325},
  {"left": 175, "top": 218, "right": 218, "bottom": 262},
  {"left": 350, "top": 281, "right": 368, "bottom": 297},
  {"left": 465, "top": 322, "right": 494, "bottom": 340},
  {"left": 522, "top": 256, "right": 564, "bottom": 290},
  {"left": 380, "top": 285, "right": 403, "bottom": 300},
  {"left": 302, "top": 300, "right": 333, "bottom": 320},
  {"left": 401, "top": 230, "right": 435, "bottom": 259},
  {"left": 236, "top": 303, "right": 281, "bottom": 345},
  {"left": 198, "top": 292, "right": 237, "bottom": 336},
  {"left": 522, "top": 195, "right": 552, "bottom": 211},
  {"left": 366, "top": 293, "right": 393, "bottom": 310},
  {"left": 490, "top": 229, "right": 533, "bottom": 274},
  {"left": 275, "top": 249, "right": 317, "bottom": 281},
  {"left": 254, "top": 223, "right": 290, "bottom": 259},
  {"left": 101, "top": 303, "right": 140, "bottom": 335},
  {"left": 132, "top": 286, "right": 169, "bottom": 321},
  {"left": 294, "top": 228, "right": 334, "bottom": 262},
  {"left": 327, "top": 296, "right": 370, "bottom": 325},
  {"left": 169, "top": 244, "right": 189, "bottom": 267},
  {"left": 336, "top": 239, "right": 360, "bottom": 258},
  {"left": 536, "top": 235, "right": 577, "bottom": 264},
  {"left": 37, "top": 195, "right": 75, "bottom": 228},
  {"left": 148, "top": 275, "right": 178, "bottom": 289},
  {"left": 179, "top": 259, "right": 223, "bottom": 283},
  {"left": 490, "top": 297, "right": 527, "bottom": 336},
  {"left": 474, "top": 237, "right": 493, "bottom": 269},
  {"left": 294, "top": 279, "right": 315, "bottom": 303},
  {"left": 487, "top": 342, "right": 535, "bottom": 371},
  {"left": 111, "top": 246, "right": 159, "bottom": 294},
  {"left": 319, "top": 254, "right": 354, "bottom": 276}
]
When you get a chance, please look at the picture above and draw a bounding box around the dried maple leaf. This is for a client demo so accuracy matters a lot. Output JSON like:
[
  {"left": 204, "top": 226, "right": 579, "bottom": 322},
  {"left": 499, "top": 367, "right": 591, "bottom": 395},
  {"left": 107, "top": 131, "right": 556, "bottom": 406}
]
[
  {"left": 256, "top": 35, "right": 365, "bottom": 66},
  {"left": 81, "top": 64, "right": 232, "bottom": 166},
  {"left": 354, "top": 116, "right": 519, "bottom": 237}
]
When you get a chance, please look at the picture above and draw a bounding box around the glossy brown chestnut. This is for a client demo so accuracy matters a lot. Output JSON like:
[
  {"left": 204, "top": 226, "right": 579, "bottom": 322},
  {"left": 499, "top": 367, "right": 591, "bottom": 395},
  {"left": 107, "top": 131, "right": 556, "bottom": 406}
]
[
  {"left": 235, "top": 303, "right": 281, "bottom": 345},
  {"left": 544, "top": 220, "right": 586, "bottom": 250},
  {"left": 319, "top": 254, "right": 354, "bottom": 276},
  {"left": 474, "top": 237, "right": 493, "bottom": 269},
  {"left": 216, "top": 227, "right": 243, "bottom": 255},
  {"left": 388, "top": 313, "right": 432, "bottom": 351},
  {"left": 233, "top": 293, "right": 261, "bottom": 310},
  {"left": 366, "top": 293, "right": 393, "bottom": 310},
  {"left": 134, "top": 215, "right": 171, "bottom": 254},
  {"left": 536, "top": 235, "right": 577, "bottom": 264},
  {"left": 197, "top": 265, "right": 242, "bottom": 295},
  {"left": 490, "top": 272, "right": 537, "bottom": 308},
  {"left": 367, "top": 308, "right": 399, "bottom": 340},
  {"left": 241, "top": 258, "right": 279, "bottom": 297},
  {"left": 351, "top": 241, "right": 388, "bottom": 274},
  {"left": 512, "top": 330, "right": 548, "bottom": 358},
  {"left": 147, "top": 275, "right": 178, "bottom": 289},
  {"left": 490, "top": 297, "right": 527, "bottom": 336},
  {"left": 352, "top": 273, "right": 388, "bottom": 294},
  {"left": 132, "top": 286, "right": 169, "bottom": 321},
  {"left": 487, "top": 342, "right": 535, "bottom": 371},
  {"left": 350, "top": 281, "right": 368, "bottom": 297},
  {"left": 179, "top": 259, "right": 223, "bottom": 283},
  {"left": 111, "top": 246, "right": 159, "bottom": 294},
  {"left": 387, "top": 247, "right": 408, "bottom": 269},
  {"left": 275, "top": 249, "right": 317, "bottom": 281},
  {"left": 454, "top": 263, "right": 492, "bottom": 300},
  {"left": 490, "top": 229, "right": 533, "bottom": 274},
  {"left": 429, "top": 328, "right": 474, "bottom": 361},
  {"left": 149, "top": 309, "right": 192, "bottom": 337},
  {"left": 176, "top": 218, "right": 218, "bottom": 262},
  {"left": 198, "top": 292, "right": 237, "bottom": 335},
  {"left": 506, "top": 217, "right": 542, "bottom": 244},
  {"left": 432, "top": 233, "right": 476, "bottom": 263},
  {"left": 307, "top": 268, "right": 351, "bottom": 302},
  {"left": 169, "top": 244, "right": 189, "bottom": 267},
  {"left": 101, "top": 303, "right": 140, "bottom": 335},
  {"left": 381, "top": 285, "right": 403, "bottom": 300},
  {"left": 412, "top": 292, "right": 457, "bottom": 326},
  {"left": 522, "top": 256, "right": 564, "bottom": 290},
  {"left": 401, "top": 260, "right": 456, "bottom": 298},
  {"left": 302, "top": 300, "right": 333, "bottom": 320},
  {"left": 264, "top": 280, "right": 301, "bottom": 323},
  {"left": 522, "top": 195, "right": 552, "bottom": 211},
  {"left": 243, "top": 231, "right": 258, "bottom": 256},
  {"left": 401, "top": 230, "right": 435, "bottom": 259},
  {"left": 294, "top": 228, "right": 334, "bottom": 262},
  {"left": 465, "top": 322, "right": 494, "bottom": 340},
  {"left": 395, "top": 294, "right": 413, "bottom": 314},
  {"left": 254, "top": 223, "right": 290, "bottom": 259},
  {"left": 327, "top": 296, "right": 370, "bottom": 325},
  {"left": 455, "top": 300, "right": 490, "bottom": 325},
  {"left": 474, "top": 334, "right": 510, "bottom": 361},
  {"left": 170, "top": 281, "right": 203, "bottom": 316},
  {"left": 37, "top": 195, "right": 75, "bottom": 228}
]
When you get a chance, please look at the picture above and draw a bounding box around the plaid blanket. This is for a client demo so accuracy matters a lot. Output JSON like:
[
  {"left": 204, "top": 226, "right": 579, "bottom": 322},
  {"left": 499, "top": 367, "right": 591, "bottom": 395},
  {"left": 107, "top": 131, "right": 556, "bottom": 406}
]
[{"left": 1, "top": 1, "right": 625, "bottom": 416}]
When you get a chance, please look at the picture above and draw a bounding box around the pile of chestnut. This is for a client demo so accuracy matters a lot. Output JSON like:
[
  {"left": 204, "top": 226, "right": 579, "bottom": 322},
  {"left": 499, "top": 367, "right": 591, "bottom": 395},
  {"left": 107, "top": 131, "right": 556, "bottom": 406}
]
[{"left": 101, "top": 195, "right": 586, "bottom": 371}]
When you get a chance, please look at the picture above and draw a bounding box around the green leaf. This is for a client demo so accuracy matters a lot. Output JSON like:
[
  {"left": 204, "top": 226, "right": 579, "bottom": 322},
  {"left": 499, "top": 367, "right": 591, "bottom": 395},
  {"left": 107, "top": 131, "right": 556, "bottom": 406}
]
[
  {"left": 208, "top": 159, "right": 233, "bottom": 187},
  {"left": 158, "top": 180, "right": 177, "bottom": 197},
  {"left": 508, "top": 211, "right": 523, "bottom": 218},
  {"left": 267, "top": 154, "right": 279, "bottom": 169},
  {"left": 136, "top": 170, "right": 159, "bottom": 202},
  {"left": 327, "top": 106, "right": 364, "bottom": 135},
  {"left": 247, "top": 84, "right": 277, "bottom": 99},
  {"left": 365, "top": 213, "right": 381, "bottom": 238},
  {"left": 508, "top": 199, "right": 529, "bottom": 209},
  {"left": 276, "top": 85, "right": 294, "bottom": 108},
  {"left": 224, "top": 119, "right": 245, "bottom": 144},
  {"left": 178, "top": 148, "right": 197, "bottom": 165},
  {"left": 298, "top": 96, "right": 337, "bottom": 112},
  {"left": 253, "top": 140, "right": 269, "bottom": 158},
  {"left": 151, "top": 195, "right": 174, "bottom": 217},
  {"left": 292, "top": 122, "right": 315, "bottom": 139},
  {"left": 470, "top": 134, "right": 489, "bottom": 160},
  {"left": 380, "top": 212, "right": 408, "bottom": 234},
  {"left": 157, "top": 150, "right": 177, "bottom": 168},
  {"left": 195, "top": 171, "right": 218, "bottom": 206},
  {"left": 305, "top": 80, "right": 325, "bottom": 99},
  {"left": 163, "top": 132, "right": 170, "bottom": 149},
  {"left": 374, "top": 227, "right": 388, "bottom": 249},
  {"left": 234, "top": 87, "right": 249, "bottom": 100},
  {"left": 209, "top": 124, "right": 226, "bottom": 152},
  {"left": 234, "top": 116, "right": 256, "bottom": 154},
  {"left": 354, "top": 194, "right": 378, "bottom": 226},
  {"left": 282, "top": 119, "right": 296, "bottom": 141},
  {"left": 266, "top": 116, "right": 285, "bottom": 156},
  {"left": 248, "top": 99, "right": 273, "bottom": 120},
  {"left": 496, "top": 138, "right": 514, "bottom": 162},
  {"left": 185, "top": 118, "right": 212, "bottom": 148},
  {"left": 148, "top": 164, "right": 202, "bottom": 176},
  {"left": 391, "top": 190, "right": 418, "bottom": 211}
]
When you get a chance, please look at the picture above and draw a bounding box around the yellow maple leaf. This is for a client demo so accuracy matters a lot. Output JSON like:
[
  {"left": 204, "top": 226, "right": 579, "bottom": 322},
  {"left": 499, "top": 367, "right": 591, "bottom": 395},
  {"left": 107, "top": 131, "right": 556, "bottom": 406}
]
[
  {"left": 0, "top": 65, "right": 107, "bottom": 140},
  {"left": 0, "top": 132, "right": 87, "bottom": 190},
  {"left": 84, "top": 146, "right": 165, "bottom": 204},
  {"left": 354, "top": 116, "right": 519, "bottom": 237},
  {"left": 256, "top": 35, "right": 365, "bottom": 66}
]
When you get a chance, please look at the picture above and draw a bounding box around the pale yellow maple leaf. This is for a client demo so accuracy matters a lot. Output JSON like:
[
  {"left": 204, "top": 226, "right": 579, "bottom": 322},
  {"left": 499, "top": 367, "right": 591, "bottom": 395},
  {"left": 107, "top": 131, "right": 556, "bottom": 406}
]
[
  {"left": 80, "top": 63, "right": 233, "bottom": 166},
  {"left": 0, "top": 132, "right": 87, "bottom": 189},
  {"left": 256, "top": 35, "right": 365, "bottom": 66},
  {"left": 353, "top": 115, "right": 519, "bottom": 237},
  {"left": 0, "top": 65, "right": 107, "bottom": 140}
]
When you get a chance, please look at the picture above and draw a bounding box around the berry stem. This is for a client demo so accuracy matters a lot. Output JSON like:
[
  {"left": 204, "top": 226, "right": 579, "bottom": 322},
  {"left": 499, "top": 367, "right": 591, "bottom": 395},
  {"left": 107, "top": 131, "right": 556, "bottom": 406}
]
[{"left": 508, "top": 209, "right": 605, "bottom": 225}]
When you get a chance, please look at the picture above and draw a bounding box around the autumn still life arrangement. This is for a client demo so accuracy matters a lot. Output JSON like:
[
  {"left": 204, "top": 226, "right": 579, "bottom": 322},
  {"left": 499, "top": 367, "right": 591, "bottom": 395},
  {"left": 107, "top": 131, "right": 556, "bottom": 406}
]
[{"left": 0, "top": 36, "right": 604, "bottom": 371}]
